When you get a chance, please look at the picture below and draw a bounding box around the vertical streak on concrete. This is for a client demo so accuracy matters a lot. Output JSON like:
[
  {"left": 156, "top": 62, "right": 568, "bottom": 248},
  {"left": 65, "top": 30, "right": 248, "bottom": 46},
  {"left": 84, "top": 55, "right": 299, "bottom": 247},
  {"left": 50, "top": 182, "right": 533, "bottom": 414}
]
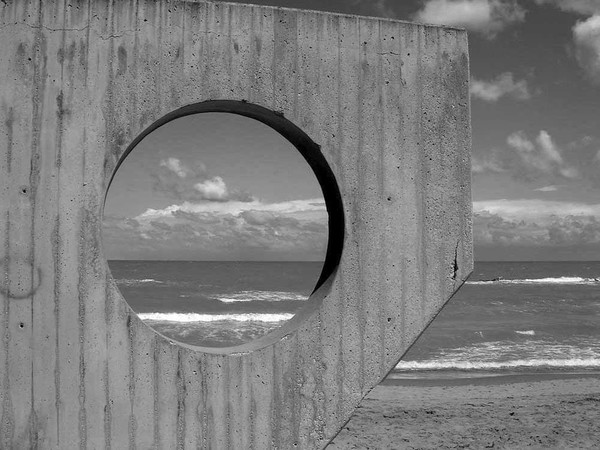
[
  {"left": 314, "top": 13, "right": 342, "bottom": 443},
  {"left": 181, "top": 350, "right": 199, "bottom": 448},
  {"left": 398, "top": 23, "right": 422, "bottom": 352},
  {"left": 207, "top": 354, "right": 226, "bottom": 449},
  {"left": 358, "top": 17, "right": 384, "bottom": 390},
  {"left": 336, "top": 13, "right": 362, "bottom": 419},
  {"left": 250, "top": 6, "right": 275, "bottom": 107},
  {"left": 82, "top": 0, "right": 109, "bottom": 444},
  {"left": 32, "top": 0, "right": 60, "bottom": 444},
  {"left": 378, "top": 19, "right": 398, "bottom": 370},
  {"left": 421, "top": 27, "right": 444, "bottom": 325},
  {"left": 227, "top": 356, "right": 241, "bottom": 447},
  {"left": 5, "top": 1, "right": 38, "bottom": 446},
  {"left": 377, "top": 19, "right": 395, "bottom": 375},
  {"left": 272, "top": 7, "right": 298, "bottom": 117},
  {"left": 250, "top": 348, "right": 273, "bottom": 448},
  {"left": 0, "top": 4, "right": 16, "bottom": 445}
]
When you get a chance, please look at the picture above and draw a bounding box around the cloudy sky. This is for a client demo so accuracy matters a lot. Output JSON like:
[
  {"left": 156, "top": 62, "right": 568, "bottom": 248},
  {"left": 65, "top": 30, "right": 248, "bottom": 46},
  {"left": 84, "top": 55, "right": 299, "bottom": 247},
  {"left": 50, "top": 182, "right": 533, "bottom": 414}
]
[
  {"left": 103, "top": 113, "right": 328, "bottom": 260},
  {"left": 103, "top": 0, "right": 600, "bottom": 261}
]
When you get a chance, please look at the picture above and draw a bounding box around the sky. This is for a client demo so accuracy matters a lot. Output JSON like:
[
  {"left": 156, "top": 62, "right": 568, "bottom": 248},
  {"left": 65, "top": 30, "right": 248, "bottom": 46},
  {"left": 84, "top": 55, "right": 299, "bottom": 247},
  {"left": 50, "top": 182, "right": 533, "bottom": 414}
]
[{"left": 103, "top": 0, "right": 600, "bottom": 261}]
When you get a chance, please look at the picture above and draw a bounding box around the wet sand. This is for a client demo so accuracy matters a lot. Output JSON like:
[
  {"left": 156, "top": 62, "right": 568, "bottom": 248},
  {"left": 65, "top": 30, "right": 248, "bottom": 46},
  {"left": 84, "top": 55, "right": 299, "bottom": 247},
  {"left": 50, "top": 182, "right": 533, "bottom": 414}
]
[{"left": 328, "top": 373, "right": 600, "bottom": 449}]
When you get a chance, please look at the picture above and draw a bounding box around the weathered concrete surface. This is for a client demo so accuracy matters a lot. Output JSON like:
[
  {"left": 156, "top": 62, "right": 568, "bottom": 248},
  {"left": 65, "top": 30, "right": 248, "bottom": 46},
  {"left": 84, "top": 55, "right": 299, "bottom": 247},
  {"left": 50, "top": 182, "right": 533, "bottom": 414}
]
[{"left": 0, "top": 0, "right": 472, "bottom": 448}]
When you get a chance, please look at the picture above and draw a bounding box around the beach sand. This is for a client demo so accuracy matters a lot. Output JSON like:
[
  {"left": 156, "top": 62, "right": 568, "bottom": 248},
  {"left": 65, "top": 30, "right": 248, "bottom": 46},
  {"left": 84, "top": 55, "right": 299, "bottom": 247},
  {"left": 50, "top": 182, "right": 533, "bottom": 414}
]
[{"left": 328, "top": 373, "right": 600, "bottom": 449}]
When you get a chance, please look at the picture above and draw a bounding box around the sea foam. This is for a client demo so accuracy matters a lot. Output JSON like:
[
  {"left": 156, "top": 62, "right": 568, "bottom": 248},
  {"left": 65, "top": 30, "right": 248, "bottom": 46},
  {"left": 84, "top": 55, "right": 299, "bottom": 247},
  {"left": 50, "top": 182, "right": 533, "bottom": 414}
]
[
  {"left": 467, "top": 277, "right": 599, "bottom": 286},
  {"left": 139, "top": 312, "right": 293, "bottom": 323},
  {"left": 216, "top": 290, "right": 308, "bottom": 303},
  {"left": 394, "top": 358, "right": 600, "bottom": 371}
]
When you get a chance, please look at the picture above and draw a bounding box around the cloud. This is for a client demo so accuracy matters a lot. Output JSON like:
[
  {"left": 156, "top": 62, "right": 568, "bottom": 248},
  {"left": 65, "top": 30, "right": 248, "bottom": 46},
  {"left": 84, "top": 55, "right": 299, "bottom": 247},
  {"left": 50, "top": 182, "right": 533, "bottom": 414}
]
[
  {"left": 152, "top": 157, "right": 252, "bottom": 203},
  {"left": 473, "top": 132, "right": 600, "bottom": 190},
  {"left": 536, "top": 2, "right": 600, "bottom": 85},
  {"left": 103, "top": 198, "right": 328, "bottom": 260},
  {"left": 471, "top": 155, "right": 504, "bottom": 174},
  {"left": 473, "top": 199, "right": 600, "bottom": 253},
  {"left": 473, "top": 199, "right": 600, "bottom": 220},
  {"left": 505, "top": 130, "right": 579, "bottom": 180},
  {"left": 413, "top": 0, "right": 526, "bottom": 38},
  {"left": 160, "top": 157, "right": 191, "bottom": 178},
  {"left": 534, "top": 0, "right": 600, "bottom": 15},
  {"left": 193, "top": 176, "right": 228, "bottom": 201},
  {"left": 573, "top": 15, "right": 600, "bottom": 85},
  {"left": 534, "top": 185, "right": 560, "bottom": 192},
  {"left": 470, "top": 72, "right": 531, "bottom": 101}
]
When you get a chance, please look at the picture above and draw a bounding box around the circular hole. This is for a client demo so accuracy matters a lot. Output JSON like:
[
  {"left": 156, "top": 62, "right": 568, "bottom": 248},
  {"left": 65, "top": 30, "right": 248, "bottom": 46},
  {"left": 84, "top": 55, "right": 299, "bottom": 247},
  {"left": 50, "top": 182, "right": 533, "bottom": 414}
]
[{"left": 103, "top": 101, "right": 343, "bottom": 349}]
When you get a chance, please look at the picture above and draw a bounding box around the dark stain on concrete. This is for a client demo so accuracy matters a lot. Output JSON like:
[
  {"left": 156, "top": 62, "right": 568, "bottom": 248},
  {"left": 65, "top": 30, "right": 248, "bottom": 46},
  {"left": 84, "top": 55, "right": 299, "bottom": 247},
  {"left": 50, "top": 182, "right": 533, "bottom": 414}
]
[
  {"left": 4, "top": 107, "right": 13, "bottom": 173},
  {"left": 117, "top": 45, "right": 127, "bottom": 76}
]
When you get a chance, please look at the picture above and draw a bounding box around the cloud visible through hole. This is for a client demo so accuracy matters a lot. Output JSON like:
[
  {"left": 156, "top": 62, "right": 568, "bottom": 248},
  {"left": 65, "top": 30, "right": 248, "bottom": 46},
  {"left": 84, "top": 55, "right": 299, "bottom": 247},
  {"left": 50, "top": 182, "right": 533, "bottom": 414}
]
[
  {"left": 103, "top": 198, "right": 328, "bottom": 261},
  {"left": 413, "top": 0, "right": 526, "bottom": 38},
  {"left": 153, "top": 157, "right": 253, "bottom": 203},
  {"left": 103, "top": 156, "right": 328, "bottom": 260}
]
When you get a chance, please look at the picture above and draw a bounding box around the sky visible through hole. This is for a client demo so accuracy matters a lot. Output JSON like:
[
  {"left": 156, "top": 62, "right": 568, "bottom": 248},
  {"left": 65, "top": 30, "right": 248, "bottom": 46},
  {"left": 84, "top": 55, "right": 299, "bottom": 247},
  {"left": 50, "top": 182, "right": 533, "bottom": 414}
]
[
  {"left": 103, "top": 113, "right": 327, "bottom": 262},
  {"left": 103, "top": 113, "right": 328, "bottom": 347}
]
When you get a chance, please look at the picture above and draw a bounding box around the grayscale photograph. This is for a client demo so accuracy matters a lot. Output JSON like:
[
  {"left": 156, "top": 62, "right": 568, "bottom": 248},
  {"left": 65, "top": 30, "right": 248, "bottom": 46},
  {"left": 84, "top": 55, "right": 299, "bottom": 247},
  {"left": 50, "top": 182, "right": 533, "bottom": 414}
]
[{"left": 1, "top": 0, "right": 599, "bottom": 448}]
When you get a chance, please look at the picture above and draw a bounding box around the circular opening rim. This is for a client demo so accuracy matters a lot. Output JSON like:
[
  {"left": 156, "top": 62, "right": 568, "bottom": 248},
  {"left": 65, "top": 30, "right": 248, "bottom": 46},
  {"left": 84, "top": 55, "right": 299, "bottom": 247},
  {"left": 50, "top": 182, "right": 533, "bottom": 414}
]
[{"left": 102, "top": 100, "right": 345, "bottom": 354}]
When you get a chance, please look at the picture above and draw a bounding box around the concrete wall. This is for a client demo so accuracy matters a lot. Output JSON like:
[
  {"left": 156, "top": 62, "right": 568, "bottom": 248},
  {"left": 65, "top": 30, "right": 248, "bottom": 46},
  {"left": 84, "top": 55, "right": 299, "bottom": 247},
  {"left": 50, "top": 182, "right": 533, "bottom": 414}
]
[{"left": 0, "top": 0, "right": 472, "bottom": 448}]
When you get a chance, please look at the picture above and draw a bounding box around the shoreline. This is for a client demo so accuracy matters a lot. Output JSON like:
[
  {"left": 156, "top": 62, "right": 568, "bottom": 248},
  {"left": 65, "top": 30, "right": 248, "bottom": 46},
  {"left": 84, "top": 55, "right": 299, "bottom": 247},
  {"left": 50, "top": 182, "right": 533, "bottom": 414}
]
[
  {"left": 329, "top": 373, "right": 600, "bottom": 449},
  {"left": 382, "top": 369, "right": 600, "bottom": 387}
]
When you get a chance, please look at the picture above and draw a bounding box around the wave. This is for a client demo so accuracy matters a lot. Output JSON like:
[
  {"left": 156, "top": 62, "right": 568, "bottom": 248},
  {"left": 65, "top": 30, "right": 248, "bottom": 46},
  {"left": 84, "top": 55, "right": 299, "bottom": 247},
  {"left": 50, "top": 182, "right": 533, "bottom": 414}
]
[
  {"left": 394, "top": 358, "right": 600, "bottom": 372},
  {"left": 216, "top": 290, "right": 308, "bottom": 303},
  {"left": 515, "top": 330, "right": 535, "bottom": 336},
  {"left": 139, "top": 312, "right": 293, "bottom": 323},
  {"left": 467, "top": 276, "right": 600, "bottom": 286},
  {"left": 115, "top": 278, "right": 163, "bottom": 286}
]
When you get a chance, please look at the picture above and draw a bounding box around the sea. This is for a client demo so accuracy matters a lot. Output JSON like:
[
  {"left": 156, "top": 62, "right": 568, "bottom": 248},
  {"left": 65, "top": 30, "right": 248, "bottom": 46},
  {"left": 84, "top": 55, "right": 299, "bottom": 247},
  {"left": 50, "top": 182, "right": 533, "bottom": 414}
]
[{"left": 108, "top": 260, "right": 600, "bottom": 379}]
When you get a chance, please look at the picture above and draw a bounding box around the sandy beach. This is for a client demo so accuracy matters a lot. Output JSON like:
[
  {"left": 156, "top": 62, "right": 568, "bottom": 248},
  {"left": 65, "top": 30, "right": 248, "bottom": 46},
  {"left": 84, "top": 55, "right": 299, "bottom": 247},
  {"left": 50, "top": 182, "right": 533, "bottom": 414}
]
[{"left": 329, "top": 373, "right": 600, "bottom": 449}]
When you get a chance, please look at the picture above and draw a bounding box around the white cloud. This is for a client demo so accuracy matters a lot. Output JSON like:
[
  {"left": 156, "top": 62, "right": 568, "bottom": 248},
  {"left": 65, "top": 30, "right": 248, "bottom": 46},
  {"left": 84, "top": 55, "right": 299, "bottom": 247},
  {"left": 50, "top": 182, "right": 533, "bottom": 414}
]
[
  {"left": 473, "top": 199, "right": 600, "bottom": 251},
  {"left": 573, "top": 14, "right": 600, "bottom": 85},
  {"left": 534, "top": 0, "right": 600, "bottom": 15},
  {"left": 471, "top": 72, "right": 531, "bottom": 101},
  {"left": 473, "top": 199, "right": 600, "bottom": 220},
  {"left": 506, "top": 130, "right": 579, "bottom": 179},
  {"left": 104, "top": 198, "right": 328, "bottom": 260},
  {"left": 138, "top": 198, "right": 326, "bottom": 221},
  {"left": 413, "top": 0, "right": 525, "bottom": 38},
  {"left": 160, "top": 157, "right": 188, "bottom": 178},
  {"left": 194, "top": 176, "right": 228, "bottom": 201},
  {"left": 471, "top": 155, "right": 504, "bottom": 173},
  {"left": 534, "top": 185, "right": 560, "bottom": 192},
  {"left": 153, "top": 158, "right": 251, "bottom": 203}
]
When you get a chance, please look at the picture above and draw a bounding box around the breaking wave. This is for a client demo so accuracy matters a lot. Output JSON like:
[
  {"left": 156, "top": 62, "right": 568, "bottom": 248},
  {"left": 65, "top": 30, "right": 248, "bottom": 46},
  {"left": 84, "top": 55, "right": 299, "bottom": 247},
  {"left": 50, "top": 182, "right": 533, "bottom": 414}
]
[
  {"left": 467, "top": 277, "right": 600, "bottom": 286},
  {"left": 139, "top": 312, "right": 293, "bottom": 323},
  {"left": 115, "top": 278, "right": 163, "bottom": 286},
  {"left": 216, "top": 290, "right": 308, "bottom": 303},
  {"left": 394, "top": 358, "right": 600, "bottom": 372},
  {"left": 515, "top": 330, "right": 536, "bottom": 336}
]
